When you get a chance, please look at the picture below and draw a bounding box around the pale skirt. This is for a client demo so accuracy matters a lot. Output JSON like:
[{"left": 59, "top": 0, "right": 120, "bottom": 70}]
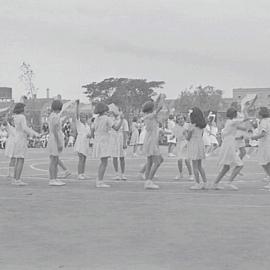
[
  {"left": 256, "top": 140, "right": 270, "bottom": 165},
  {"left": 93, "top": 133, "right": 111, "bottom": 159},
  {"left": 143, "top": 131, "right": 160, "bottom": 157},
  {"left": 12, "top": 133, "right": 28, "bottom": 158},
  {"left": 176, "top": 140, "right": 188, "bottom": 159},
  {"left": 138, "top": 128, "right": 146, "bottom": 145},
  {"left": 187, "top": 138, "right": 205, "bottom": 160},
  {"left": 129, "top": 129, "right": 139, "bottom": 146},
  {"left": 5, "top": 136, "right": 15, "bottom": 158},
  {"left": 217, "top": 136, "right": 243, "bottom": 167},
  {"left": 110, "top": 132, "right": 125, "bottom": 158},
  {"left": 74, "top": 134, "right": 89, "bottom": 156},
  {"left": 48, "top": 133, "right": 64, "bottom": 156}
]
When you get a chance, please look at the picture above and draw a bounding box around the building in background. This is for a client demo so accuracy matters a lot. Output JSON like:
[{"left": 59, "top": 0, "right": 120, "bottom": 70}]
[{"left": 233, "top": 88, "right": 270, "bottom": 107}]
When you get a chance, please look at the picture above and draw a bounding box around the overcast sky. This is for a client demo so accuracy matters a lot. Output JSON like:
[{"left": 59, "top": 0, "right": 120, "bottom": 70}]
[{"left": 1, "top": 0, "right": 270, "bottom": 101}]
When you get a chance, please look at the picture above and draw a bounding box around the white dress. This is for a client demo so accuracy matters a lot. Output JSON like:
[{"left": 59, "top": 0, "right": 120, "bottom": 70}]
[
  {"left": 173, "top": 125, "right": 188, "bottom": 159},
  {"left": 167, "top": 119, "right": 176, "bottom": 144},
  {"left": 5, "top": 124, "right": 16, "bottom": 158},
  {"left": 256, "top": 118, "right": 270, "bottom": 165},
  {"left": 92, "top": 115, "right": 113, "bottom": 159},
  {"left": 13, "top": 114, "right": 39, "bottom": 158},
  {"left": 74, "top": 120, "right": 91, "bottom": 156},
  {"left": 129, "top": 122, "right": 139, "bottom": 146},
  {"left": 110, "top": 118, "right": 129, "bottom": 158},
  {"left": 209, "top": 125, "right": 219, "bottom": 145},
  {"left": 203, "top": 125, "right": 211, "bottom": 146},
  {"left": 48, "top": 112, "right": 64, "bottom": 156},
  {"left": 138, "top": 125, "right": 146, "bottom": 145},
  {"left": 187, "top": 125, "right": 205, "bottom": 160},
  {"left": 217, "top": 119, "right": 243, "bottom": 167}
]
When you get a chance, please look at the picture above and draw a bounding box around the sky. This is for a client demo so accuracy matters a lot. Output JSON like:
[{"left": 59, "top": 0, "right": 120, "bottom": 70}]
[{"left": 0, "top": 0, "right": 270, "bottom": 102}]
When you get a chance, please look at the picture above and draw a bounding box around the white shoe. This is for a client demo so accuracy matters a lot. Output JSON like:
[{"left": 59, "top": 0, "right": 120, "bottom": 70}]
[
  {"left": 113, "top": 174, "right": 121, "bottom": 180},
  {"left": 78, "top": 174, "right": 86, "bottom": 180},
  {"left": 264, "top": 183, "right": 270, "bottom": 189},
  {"left": 175, "top": 173, "right": 183, "bottom": 180},
  {"left": 139, "top": 173, "right": 146, "bottom": 180},
  {"left": 12, "top": 180, "right": 28, "bottom": 186},
  {"left": 190, "top": 183, "right": 204, "bottom": 190},
  {"left": 96, "top": 181, "right": 110, "bottom": 188},
  {"left": 58, "top": 170, "right": 71, "bottom": 179},
  {"left": 188, "top": 175, "right": 194, "bottom": 181},
  {"left": 225, "top": 183, "right": 239, "bottom": 190},
  {"left": 168, "top": 153, "right": 176, "bottom": 157},
  {"left": 201, "top": 182, "right": 208, "bottom": 190},
  {"left": 211, "top": 183, "right": 224, "bottom": 190},
  {"left": 144, "top": 180, "right": 159, "bottom": 190},
  {"left": 49, "top": 179, "right": 66, "bottom": 186},
  {"left": 121, "top": 174, "right": 128, "bottom": 181}
]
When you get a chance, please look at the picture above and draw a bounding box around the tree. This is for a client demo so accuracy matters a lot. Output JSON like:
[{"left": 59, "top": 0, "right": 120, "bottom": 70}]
[
  {"left": 19, "top": 62, "right": 38, "bottom": 99},
  {"left": 175, "top": 85, "right": 223, "bottom": 113},
  {"left": 82, "top": 78, "right": 165, "bottom": 114}
]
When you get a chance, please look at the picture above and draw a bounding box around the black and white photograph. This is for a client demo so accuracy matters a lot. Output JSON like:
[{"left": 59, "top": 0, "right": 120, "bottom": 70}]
[{"left": 1, "top": 1, "right": 270, "bottom": 269}]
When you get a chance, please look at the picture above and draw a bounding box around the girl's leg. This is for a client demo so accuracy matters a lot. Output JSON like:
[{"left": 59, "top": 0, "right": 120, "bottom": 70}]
[
  {"left": 262, "top": 163, "right": 270, "bottom": 177},
  {"left": 239, "top": 147, "right": 246, "bottom": 160},
  {"left": 177, "top": 159, "right": 183, "bottom": 175},
  {"left": 49, "top": 155, "right": 59, "bottom": 180},
  {"left": 113, "top": 157, "right": 119, "bottom": 174},
  {"left": 215, "top": 165, "right": 230, "bottom": 184},
  {"left": 145, "top": 156, "right": 153, "bottom": 180},
  {"left": 78, "top": 153, "right": 86, "bottom": 175},
  {"left": 228, "top": 165, "right": 243, "bottom": 182},
  {"left": 58, "top": 159, "right": 67, "bottom": 171},
  {"left": 98, "top": 157, "right": 108, "bottom": 181},
  {"left": 192, "top": 160, "right": 200, "bottom": 183},
  {"left": 8, "top": 157, "right": 16, "bottom": 179},
  {"left": 14, "top": 158, "right": 24, "bottom": 180},
  {"left": 198, "top": 159, "right": 207, "bottom": 183},
  {"left": 148, "top": 155, "right": 164, "bottom": 180},
  {"left": 185, "top": 159, "right": 192, "bottom": 176},
  {"left": 120, "top": 157, "right": 127, "bottom": 180},
  {"left": 133, "top": 144, "right": 138, "bottom": 155}
]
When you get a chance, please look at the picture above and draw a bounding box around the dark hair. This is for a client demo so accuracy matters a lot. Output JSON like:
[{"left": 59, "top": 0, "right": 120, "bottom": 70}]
[
  {"left": 13, "top": 103, "right": 25, "bottom": 114},
  {"left": 132, "top": 116, "right": 138, "bottom": 122},
  {"left": 94, "top": 102, "right": 109, "bottom": 115},
  {"left": 226, "top": 107, "right": 237, "bottom": 119},
  {"left": 190, "top": 107, "right": 206, "bottom": 129},
  {"left": 142, "top": 101, "right": 154, "bottom": 113},
  {"left": 259, "top": 107, "right": 270, "bottom": 118},
  {"left": 51, "top": 100, "right": 63, "bottom": 112},
  {"left": 168, "top": 114, "right": 174, "bottom": 120}
]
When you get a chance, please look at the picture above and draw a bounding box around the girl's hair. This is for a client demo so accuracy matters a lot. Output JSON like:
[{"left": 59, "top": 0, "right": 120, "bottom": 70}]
[
  {"left": 168, "top": 114, "right": 174, "bottom": 120},
  {"left": 94, "top": 102, "right": 109, "bottom": 115},
  {"left": 132, "top": 116, "right": 138, "bottom": 122},
  {"left": 259, "top": 107, "right": 270, "bottom": 118},
  {"left": 176, "top": 114, "right": 186, "bottom": 123},
  {"left": 51, "top": 100, "right": 63, "bottom": 112},
  {"left": 142, "top": 101, "right": 154, "bottom": 113},
  {"left": 226, "top": 107, "right": 237, "bottom": 119},
  {"left": 189, "top": 107, "right": 206, "bottom": 129},
  {"left": 13, "top": 103, "right": 25, "bottom": 114}
]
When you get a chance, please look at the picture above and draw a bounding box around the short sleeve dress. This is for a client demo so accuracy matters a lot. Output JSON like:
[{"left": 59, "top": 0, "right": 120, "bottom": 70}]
[
  {"left": 110, "top": 118, "right": 129, "bottom": 158},
  {"left": 173, "top": 125, "right": 188, "bottom": 159},
  {"left": 5, "top": 124, "right": 16, "bottom": 158},
  {"left": 129, "top": 122, "right": 139, "bottom": 146},
  {"left": 217, "top": 119, "right": 243, "bottom": 167},
  {"left": 256, "top": 118, "right": 270, "bottom": 165},
  {"left": 74, "top": 120, "right": 91, "bottom": 156},
  {"left": 13, "top": 114, "right": 39, "bottom": 158},
  {"left": 143, "top": 113, "right": 160, "bottom": 157},
  {"left": 48, "top": 112, "right": 64, "bottom": 157},
  {"left": 187, "top": 125, "right": 205, "bottom": 160},
  {"left": 92, "top": 115, "right": 113, "bottom": 159}
]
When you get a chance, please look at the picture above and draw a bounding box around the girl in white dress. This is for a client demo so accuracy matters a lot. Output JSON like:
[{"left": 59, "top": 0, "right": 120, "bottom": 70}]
[
  {"left": 74, "top": 100, "right": 91, "bottom": 180},
  {"left": 186, "top": 107, "right": 207, "bottom": 190},
  {"left": 109, "top": 106, "right": 129, "bottom": 180},
  {"left": 4, "top": 117, "right": 16, "bottom": 180},
  {"left": 93, "top": 102, "right": 124, "bottom": 188},
  {"left": 129, "top": 117, "right": 139, "bottom": 156},
  {"left": 138, "top": 120, "right": 146, "bottom": 154},
  {"left": 213, "top": 107, "right": 249, "bottom": 190},
  {"left": 172, "top": 114, "right": 193, "bottom": 180},
  {"left": 48, "top": 100, "right": 66, "bottom": 186},
  {"left": 250, "top": 107, "right": 270, "bottom": 189},
  {"left": 12, "top": 103, "right": 39, "bottom": 186},
  {"left": 142, "top": 94, "right": 165, "bottom": 190}
]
